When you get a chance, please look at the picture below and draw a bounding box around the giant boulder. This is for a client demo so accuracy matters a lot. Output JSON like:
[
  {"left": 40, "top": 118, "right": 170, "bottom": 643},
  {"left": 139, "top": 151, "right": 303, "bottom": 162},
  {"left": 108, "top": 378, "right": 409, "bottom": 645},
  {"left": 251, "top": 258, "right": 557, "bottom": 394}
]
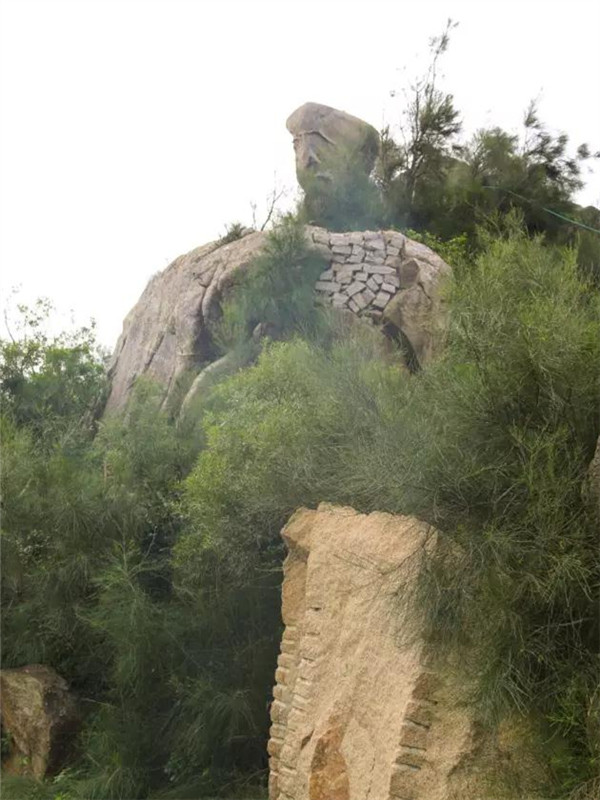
[
  {"left": 105, "top": 229, "right": 268, "bottom": 413},
  {"left": 105, "top": 227, "right": 451, "bottom": 413}
]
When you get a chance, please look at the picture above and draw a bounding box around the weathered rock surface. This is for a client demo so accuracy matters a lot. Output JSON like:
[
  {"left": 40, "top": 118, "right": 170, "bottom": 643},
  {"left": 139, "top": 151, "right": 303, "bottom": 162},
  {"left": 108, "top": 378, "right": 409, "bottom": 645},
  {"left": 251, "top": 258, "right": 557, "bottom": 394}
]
[
  {"left": 105, "top": 227, "right": 450, "bottom": 412},
  {"left": 307, "top": 227, "right": 451, "bottom": 367},
  {"left": 268, "top": 505, "right": 549, "bottom": 800},
  {"left": 105, "top": 229, "right": 268, "bottom": 413},
  {"left": 287, "top": 103, "right": 379, "bottom": 188},
  {"left": 0, "top": 665, "right": 80, "bottom": 779}
]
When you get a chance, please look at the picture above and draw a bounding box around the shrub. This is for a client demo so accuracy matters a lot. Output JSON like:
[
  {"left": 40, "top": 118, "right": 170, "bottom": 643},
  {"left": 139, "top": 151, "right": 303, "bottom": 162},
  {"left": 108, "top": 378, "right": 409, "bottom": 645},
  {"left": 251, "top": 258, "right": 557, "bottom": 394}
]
[
  {"left": 0, "top": 299, "right": 107, "bottom": 440},
  {"left": 177, "top": 223, "right": 600, "bottom": 792},
  {"left": 297, "top": 143, "right": 385, "bottom": 232},
  {"left": 215, "top": 215, "right": 329, "bottom": 353},
  {"left": 175, "top": 323, "right": 406, "bottom": 582},
  {"left": 390, "top": 225, "right": 600, "bottom": 790},
  {"left": 218, "top": 222, "right": 247, "bottom": 245}
]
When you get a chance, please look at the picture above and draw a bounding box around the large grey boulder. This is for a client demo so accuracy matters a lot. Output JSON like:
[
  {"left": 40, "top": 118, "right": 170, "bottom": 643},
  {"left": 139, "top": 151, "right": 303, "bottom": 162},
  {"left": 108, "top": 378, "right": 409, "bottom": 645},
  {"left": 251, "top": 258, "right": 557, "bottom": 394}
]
[
  {"left": 286, "top": 102, "right": 379, "bottom": 188},
  {"left": 104, "top": 229, "right": 268, "bottom": 413},
  {"left": 105, "top": 227, "right": 451, "bottom": 413}
]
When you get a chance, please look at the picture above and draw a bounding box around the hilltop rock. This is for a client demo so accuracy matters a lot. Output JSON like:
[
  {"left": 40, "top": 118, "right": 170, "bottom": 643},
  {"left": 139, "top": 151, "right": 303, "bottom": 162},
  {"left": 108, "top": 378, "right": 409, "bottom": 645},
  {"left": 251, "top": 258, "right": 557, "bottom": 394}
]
[
  {"left": 268, "top": 505, "right": 549, "bottom": 799},
  {"left": 0, "top": 665, "right": 80, "bottom": 779},
  {"left": 105, "top": 227, "right": 450, "bottom": 413},
  {"left": 286, "top": 103, "right": 379, "bottom": 188}
]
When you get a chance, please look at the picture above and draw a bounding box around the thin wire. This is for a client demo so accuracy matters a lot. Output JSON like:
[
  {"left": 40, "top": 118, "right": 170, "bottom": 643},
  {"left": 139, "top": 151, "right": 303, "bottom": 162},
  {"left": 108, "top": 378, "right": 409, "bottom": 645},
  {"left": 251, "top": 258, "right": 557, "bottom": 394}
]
[{"left": 483, "top": 186, "right": 600, "bottom": 235}]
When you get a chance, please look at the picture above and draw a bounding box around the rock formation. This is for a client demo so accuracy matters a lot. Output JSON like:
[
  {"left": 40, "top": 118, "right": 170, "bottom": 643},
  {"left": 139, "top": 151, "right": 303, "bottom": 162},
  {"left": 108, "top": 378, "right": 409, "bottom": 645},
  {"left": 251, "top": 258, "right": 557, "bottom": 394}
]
[
  {"left": 308, "top": 226, "right": 450, "bottom": 367},
  {"left": 0, "top": 665, "right": 80, "bottom": 779},
  {"left": 105, "top": 227, "right": 450, "bottom": 412},
  {"left": 286, "top": 103, "right": 379, "bottom": 188},
  {"left": 268, "top": 505, "right": 549, "bottom": 800},
  {"left": 103, "top": 102, "right": 451, "bottom": 413},
  {"left": 105, "top": 229, "right": 268, "bottom": 413}
]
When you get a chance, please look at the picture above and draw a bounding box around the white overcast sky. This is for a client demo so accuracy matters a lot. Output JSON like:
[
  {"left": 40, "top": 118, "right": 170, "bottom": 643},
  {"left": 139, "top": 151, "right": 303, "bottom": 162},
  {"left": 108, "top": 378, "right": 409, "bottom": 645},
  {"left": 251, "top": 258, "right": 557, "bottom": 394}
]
[{"left": 1, "top": 0, "right": 599, "bottom": 349}]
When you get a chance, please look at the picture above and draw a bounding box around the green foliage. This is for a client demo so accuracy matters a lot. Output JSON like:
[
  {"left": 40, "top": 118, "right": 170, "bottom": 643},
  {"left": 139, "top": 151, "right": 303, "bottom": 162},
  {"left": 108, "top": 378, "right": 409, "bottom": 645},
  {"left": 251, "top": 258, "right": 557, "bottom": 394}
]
[
  {"left": 176, "top": 322, "right": 403, "bottom": 583},
  {"left": 575, "top": 206, "right": 600, "bottom": 286},
  {"left": 425, "top": 109, "right": 598, "bottom": 244},
  {"left": 0, "top": 299, "right": 107, "bottom": 440},
  {"left": 2, "top": 40, "right": 599, "bottom": 796},
  {"left": 380, "top": 20, "right": 462, "bottom": 222},
  {"left": 215, "top": 216, "right": 329, "bottom": 352},
  {"left": 378, "top": 23, "right": 599, "bottom": 250},
  {"left": 177, "top": 224, "right": 599, "bottom": 794},
  {"left": 403, "top": 227, "right": 470, "bottom": 269},
  {"left": 397, "top": 229, "right": 598, "bottom": 737},
  {"left": 218, "top": 222, "right": 247, "bottom": 245},
  {"left": 3, "top": 259, "right": 328, "bottom": 796},
  {"left": 2, "top": 369, "right": 209, "bottom": 797},
  {"left": 0, "top": 776, "right": 55, "bottom": 800},
  {"left": 297, "top": 142, "right": 385, "bottom": 232}
]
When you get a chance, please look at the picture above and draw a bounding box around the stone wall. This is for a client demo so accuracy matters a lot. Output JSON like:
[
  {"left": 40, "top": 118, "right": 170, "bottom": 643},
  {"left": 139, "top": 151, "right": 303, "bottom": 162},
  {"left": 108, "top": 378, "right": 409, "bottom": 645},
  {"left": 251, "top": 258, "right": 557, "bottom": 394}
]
[
  {"left": 307, "top": 226, "right": 450, "bottom": 367},
  {"left": 310, "top": 228, "right": 407, "bottom": 316},
  {"left": 268, "top": 505, "right": 549, "bottom": 800}
]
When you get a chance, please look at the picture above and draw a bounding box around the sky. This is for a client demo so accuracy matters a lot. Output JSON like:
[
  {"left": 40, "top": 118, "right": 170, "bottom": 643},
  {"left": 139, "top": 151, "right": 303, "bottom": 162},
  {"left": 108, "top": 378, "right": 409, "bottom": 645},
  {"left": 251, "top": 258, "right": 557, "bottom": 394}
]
[{"left": 1, "top": 0, "right": 599, "bottom": 349}]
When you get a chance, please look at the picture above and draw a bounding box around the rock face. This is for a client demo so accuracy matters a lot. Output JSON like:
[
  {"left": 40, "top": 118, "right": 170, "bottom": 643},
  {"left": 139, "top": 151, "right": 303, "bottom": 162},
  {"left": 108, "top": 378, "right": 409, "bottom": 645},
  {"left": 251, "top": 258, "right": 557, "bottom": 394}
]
[
  {"left": 0, "top": 665, "right": 80, "bottom": 779},
  {"left": 105, "top": 229, "right": 269, "bottom": 413},
  {"left": 105, "top": 227, "right": 450, "bottom": 412},
  {"left": 286, "top": 103, "right": 379, "bottom": 188},
  {"left": 268, "top": 505, "right": 548, "bottom": 800},
  {"left": 308, "top": 227, "right": 450, "bottom": 367}
]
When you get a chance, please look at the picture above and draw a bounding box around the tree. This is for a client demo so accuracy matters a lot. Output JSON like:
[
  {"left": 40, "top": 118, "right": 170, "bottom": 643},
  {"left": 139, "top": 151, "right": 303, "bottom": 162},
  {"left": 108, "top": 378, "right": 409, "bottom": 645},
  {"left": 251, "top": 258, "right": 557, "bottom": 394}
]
[
  {"left": 379, "top": 19, "right": 462, "bottom": 226},
  {"left": 447, "top": 102, "right": 600, "bottom": 241},
  {"left": 379, "top": 23, "right": 599, "bottom": 246},
  {"left": 0, "top": 298, "right": 107, "bottom": 439}
]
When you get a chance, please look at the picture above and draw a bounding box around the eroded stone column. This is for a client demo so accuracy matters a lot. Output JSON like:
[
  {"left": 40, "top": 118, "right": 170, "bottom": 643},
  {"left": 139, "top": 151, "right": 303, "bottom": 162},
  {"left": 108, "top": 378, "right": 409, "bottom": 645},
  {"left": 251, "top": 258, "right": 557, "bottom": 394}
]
[{"left": 268, "top": 504, "right": 550, "bottom": 800}]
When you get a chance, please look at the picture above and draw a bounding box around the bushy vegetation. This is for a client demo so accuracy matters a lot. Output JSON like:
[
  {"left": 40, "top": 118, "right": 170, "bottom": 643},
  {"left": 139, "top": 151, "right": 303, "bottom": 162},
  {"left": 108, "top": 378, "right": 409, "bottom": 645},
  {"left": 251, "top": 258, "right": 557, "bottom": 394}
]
[
  {"left": 0, "top": 226, "right": 330, "bottom": 800},
  {"left": 215, "top": 216, "right": 328, "bottom": 354},
  {"left": 297, "top": 143, "right": 385, "bottom": 232},
  {"left": 3, "top": 215, "right": 600, "bottom": 798},
  {"left": 0, "top": 299, "right": 107, "bottom": 438},
  {"left": 181, "top": 222, "right": 600, "bottom": 795},
  {"left": 298, "top": 23, "right": 600, "bottom": 284},
  {"left": 2, "top": 304, "right": 277, "bottom": 799}
]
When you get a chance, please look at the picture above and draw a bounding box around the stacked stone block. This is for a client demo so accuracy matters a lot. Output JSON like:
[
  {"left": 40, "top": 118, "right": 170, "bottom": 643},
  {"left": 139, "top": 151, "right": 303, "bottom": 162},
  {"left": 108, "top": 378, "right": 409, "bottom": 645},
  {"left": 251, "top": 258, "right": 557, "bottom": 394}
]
[
  {"left": 309, "top": 228, "right": 409, "bottom": 318},
  {"left": 388, "top": 672, "right": 440, "bottom": 800}
]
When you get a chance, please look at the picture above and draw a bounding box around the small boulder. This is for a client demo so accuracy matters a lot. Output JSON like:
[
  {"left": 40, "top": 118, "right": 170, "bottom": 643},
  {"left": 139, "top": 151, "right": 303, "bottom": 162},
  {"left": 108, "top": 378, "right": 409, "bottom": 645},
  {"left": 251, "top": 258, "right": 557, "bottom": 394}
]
[{"left": 0, "top": 665, "right": 80, "bottom": 779}]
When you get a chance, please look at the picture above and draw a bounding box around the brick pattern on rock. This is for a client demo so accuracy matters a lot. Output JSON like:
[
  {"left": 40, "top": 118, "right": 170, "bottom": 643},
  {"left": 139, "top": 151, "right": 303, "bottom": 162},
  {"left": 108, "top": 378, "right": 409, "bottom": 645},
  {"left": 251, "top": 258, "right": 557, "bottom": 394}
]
[
  {"left": 268, "top": 505, "right": 448, "bottom": 800},
  {"left": 269, "top": 620, "right": 318, "bottom": 800},
  {"left": 388, "top": 675, "right": 439, "bottom": 799},
  {"left": 307, "top": 228, "right": 408, "bottom": 320},
  {"left": 267, "top": 506, "right": 547, "bottom": 800}
]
